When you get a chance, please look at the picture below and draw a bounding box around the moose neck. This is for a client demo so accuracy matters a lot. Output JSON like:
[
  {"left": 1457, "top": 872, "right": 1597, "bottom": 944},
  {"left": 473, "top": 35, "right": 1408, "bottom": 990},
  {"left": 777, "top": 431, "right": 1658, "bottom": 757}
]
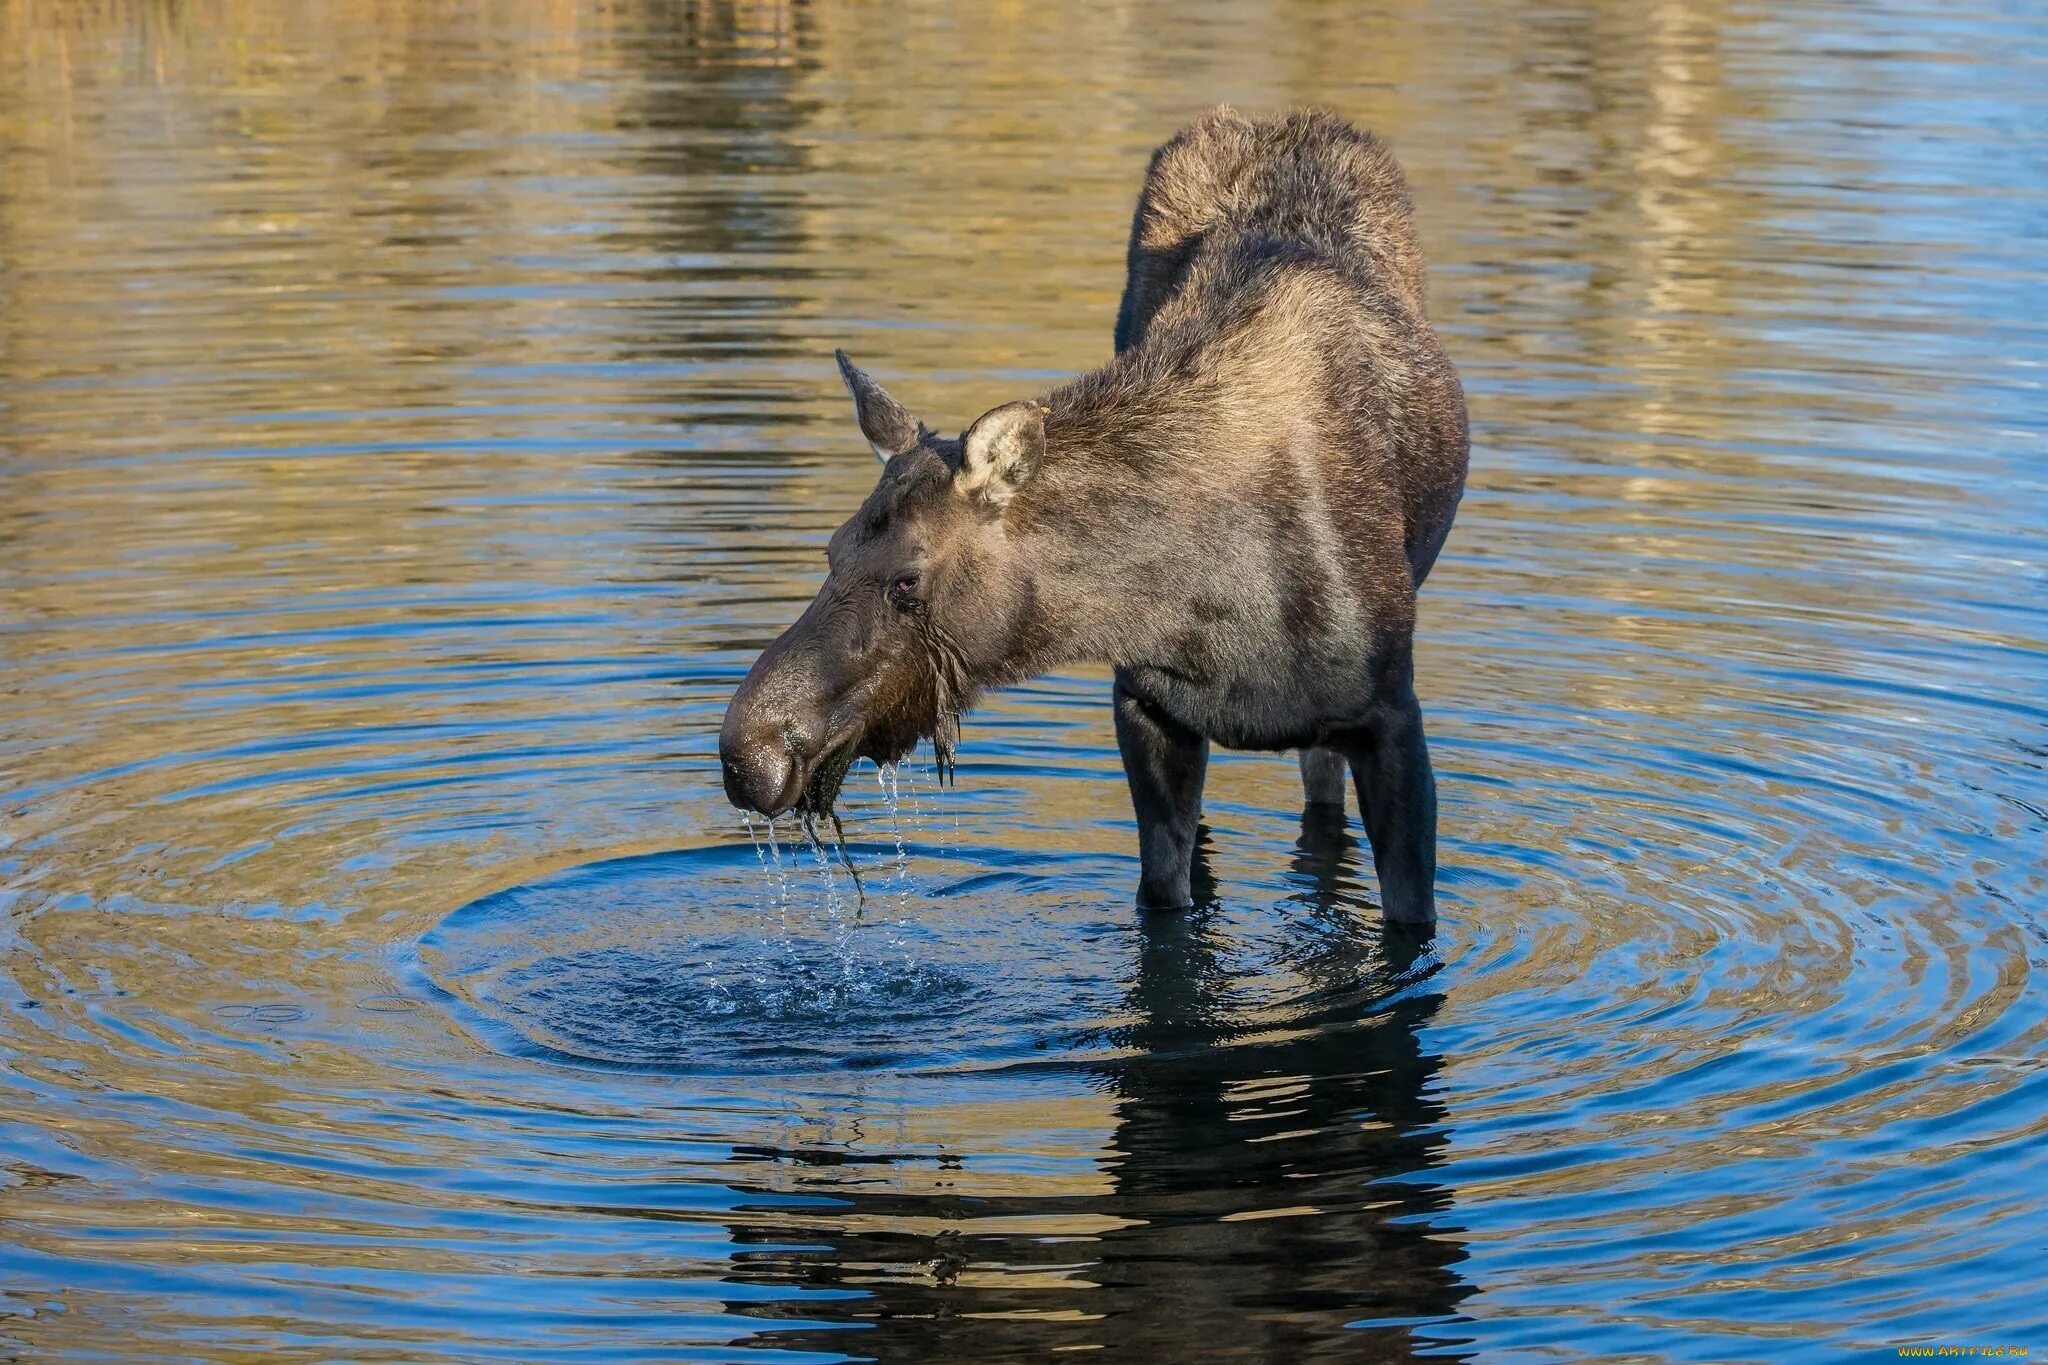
[{"left": 1001, "top": 363, "right": 1250, "bottom": 678}]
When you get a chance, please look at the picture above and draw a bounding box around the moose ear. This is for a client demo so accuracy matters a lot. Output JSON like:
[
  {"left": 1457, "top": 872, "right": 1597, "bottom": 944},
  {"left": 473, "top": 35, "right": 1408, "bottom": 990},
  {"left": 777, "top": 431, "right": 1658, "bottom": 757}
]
[
  {"left": 957, "top": 400, "right": 1046, "bottom": 508},
  {"left": 835, "top": 349, "right": 922, "bottom": 463}
]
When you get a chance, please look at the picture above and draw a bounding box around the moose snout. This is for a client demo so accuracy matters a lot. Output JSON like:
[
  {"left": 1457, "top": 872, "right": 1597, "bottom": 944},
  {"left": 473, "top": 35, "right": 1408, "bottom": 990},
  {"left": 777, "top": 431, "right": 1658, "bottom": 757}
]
[
  {"left": 719, "top": 649, "right": 828, "bottom": 817},
  {"left": 719, "top": 725, "right": 799, "bottom": 817}
]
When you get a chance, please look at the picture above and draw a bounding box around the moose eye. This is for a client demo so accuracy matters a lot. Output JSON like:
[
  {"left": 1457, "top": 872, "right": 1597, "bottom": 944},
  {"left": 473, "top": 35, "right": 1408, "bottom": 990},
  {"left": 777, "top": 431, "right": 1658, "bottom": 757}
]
[{"left": 887, "top": 574, "right": 921, "bottom": 610}]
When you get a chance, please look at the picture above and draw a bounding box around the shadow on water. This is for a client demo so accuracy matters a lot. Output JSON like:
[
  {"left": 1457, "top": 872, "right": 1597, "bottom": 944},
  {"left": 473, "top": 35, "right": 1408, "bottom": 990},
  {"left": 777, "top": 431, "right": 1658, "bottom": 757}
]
[{"left": 716, "top": 815, "right": 1470, "bottom": 1362}]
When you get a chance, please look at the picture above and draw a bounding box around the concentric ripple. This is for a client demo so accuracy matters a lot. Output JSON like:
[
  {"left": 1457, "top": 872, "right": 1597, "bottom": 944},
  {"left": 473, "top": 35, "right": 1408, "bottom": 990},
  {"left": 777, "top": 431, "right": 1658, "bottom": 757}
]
[
  {"left": 412, "top": 837, "right": 1442, "bottom": 1079},
  {"left": 414, "top": 844, "right": 1119, "bottom": 1074}
]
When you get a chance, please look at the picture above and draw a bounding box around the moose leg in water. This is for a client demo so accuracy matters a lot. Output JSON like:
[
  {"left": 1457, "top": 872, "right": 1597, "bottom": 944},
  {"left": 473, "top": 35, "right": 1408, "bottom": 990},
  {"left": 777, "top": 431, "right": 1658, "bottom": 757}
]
[
  {"left": 1113, "top": 675, "right": 1211, "bottom": 910},
  {"left": 1337, "top": 663, "right": 1438, "bottom": 926},
  {"left": 1297, "top": 746, "right": 1348, "bottom": 810}
]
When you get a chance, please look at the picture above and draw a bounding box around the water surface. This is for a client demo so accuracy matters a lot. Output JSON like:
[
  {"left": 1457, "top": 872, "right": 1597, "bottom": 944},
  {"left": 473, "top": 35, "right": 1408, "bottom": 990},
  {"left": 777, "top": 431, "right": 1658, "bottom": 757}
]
[{"left": 2, "top": 0, "right": 2045, "bottom": 1359}]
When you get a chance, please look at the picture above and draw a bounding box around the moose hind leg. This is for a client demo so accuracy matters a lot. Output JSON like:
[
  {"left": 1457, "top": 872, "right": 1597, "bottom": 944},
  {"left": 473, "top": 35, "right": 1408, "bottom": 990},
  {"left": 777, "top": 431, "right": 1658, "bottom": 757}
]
[
  {"left": 1114, "top": 676, "right": 1209, "bottom": 910},
  {"left": 1298, "top": 747, "right": 1348, "bottom": 810},
  {"left": 1345, "top": 687, "right": 1439, "bottom": 927}
]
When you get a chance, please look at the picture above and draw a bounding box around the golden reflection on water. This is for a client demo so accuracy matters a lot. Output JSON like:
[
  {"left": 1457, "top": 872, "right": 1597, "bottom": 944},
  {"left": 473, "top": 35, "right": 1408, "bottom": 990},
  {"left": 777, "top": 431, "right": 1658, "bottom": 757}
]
[{"left": 1, "top": 0, "right": 1968, "bottom": 903}]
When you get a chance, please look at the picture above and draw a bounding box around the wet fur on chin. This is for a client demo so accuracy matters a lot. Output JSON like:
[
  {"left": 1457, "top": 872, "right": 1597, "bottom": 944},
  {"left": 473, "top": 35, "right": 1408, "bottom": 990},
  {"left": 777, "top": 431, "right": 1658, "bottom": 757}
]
[{"left": 805, "top": 651, "right": 972, "bottom": 815}]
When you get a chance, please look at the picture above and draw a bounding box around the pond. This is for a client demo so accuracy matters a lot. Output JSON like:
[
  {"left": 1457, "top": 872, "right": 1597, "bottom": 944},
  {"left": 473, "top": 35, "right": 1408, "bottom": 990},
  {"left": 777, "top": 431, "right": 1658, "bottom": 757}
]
[{"left": 1, "top": 1, "right": 2044, "bottom": 1359}]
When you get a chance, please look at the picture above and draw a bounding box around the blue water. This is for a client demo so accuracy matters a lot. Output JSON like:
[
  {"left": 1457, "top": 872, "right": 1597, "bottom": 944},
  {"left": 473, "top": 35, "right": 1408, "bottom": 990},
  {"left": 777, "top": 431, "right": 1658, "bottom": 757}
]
[{"left": 1, "top": 1, "right": 2044, "bottom": 1359}]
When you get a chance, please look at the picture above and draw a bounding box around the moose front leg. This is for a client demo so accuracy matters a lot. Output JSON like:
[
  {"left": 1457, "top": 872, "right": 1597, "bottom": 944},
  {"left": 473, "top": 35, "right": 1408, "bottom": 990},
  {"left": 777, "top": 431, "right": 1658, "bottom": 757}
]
[
  {"left": 1341, "top": 684, "right": 1439, "bottom": 927},
  {"left": 1113, "top": 674, "right": 1209, "bottom": 910}
]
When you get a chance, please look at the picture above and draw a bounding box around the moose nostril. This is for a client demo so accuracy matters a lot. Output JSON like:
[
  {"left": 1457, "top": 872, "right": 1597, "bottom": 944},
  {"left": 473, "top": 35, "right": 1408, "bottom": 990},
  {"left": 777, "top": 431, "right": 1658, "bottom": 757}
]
[
  {"left": 717, "top": 652, "right": 822, "bottom": 816},
  {"left": 720, "top": 734, "right": 800, "bottom": 816}
]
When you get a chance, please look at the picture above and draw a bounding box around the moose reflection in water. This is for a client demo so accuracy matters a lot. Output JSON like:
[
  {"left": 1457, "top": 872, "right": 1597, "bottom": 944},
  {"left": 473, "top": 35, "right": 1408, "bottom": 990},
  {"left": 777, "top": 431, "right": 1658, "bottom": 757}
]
[{"left": 712, "top": 815, "right": 1469, "bottom": 1361}]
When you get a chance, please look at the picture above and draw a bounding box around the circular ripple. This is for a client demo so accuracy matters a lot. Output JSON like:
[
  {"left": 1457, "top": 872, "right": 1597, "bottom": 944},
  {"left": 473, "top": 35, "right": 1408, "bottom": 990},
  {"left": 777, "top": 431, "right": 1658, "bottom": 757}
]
[{"left": 410, "top": 840, "right": 1432, "bottom": 1077}]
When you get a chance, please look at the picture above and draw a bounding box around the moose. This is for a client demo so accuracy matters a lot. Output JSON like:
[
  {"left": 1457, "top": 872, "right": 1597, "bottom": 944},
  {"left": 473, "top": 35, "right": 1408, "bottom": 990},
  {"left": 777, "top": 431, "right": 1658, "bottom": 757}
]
[{"left": 718, "top": 107, "right": 1468, "bottom": 924}]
